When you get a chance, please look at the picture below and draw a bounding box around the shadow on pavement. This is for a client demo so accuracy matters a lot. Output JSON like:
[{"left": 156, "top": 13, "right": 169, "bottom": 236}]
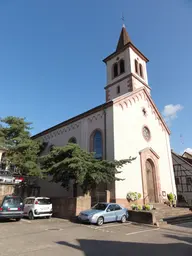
[
  {"left": 172, "top": 222, "right": 192, "bottom": 229},
  {"left": 56, "top": 235, "right": 192, "bottom": 256},
  {"left": 164, "top": 234, "right": 192, "bottom": 244}
]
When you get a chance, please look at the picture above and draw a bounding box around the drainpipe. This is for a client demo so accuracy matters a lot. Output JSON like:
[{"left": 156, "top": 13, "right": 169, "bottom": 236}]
[
  {"left": 103, "top": 108, "right": 108, "bottom": 195},
  {"left": 103, "top": 108, "right": 107, "bottom": 160}
]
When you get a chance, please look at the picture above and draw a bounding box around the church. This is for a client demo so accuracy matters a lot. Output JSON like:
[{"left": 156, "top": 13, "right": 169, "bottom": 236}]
[{"left": 33, "top": 25, "right": 176, "bottom": 206}]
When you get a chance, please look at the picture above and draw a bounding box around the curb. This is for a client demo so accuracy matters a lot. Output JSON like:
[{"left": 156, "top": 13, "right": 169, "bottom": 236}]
[
  {"left": 160, "top": 225, "right": 192, "bottom": 235},
  {"left": 130, "top": 221, "right": 159, "bottom": 228}
]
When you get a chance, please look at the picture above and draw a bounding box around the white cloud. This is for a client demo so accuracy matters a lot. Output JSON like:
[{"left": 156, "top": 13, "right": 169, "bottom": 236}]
[{"left": 162, "top": 104, "right": 184, "bottom": 125}]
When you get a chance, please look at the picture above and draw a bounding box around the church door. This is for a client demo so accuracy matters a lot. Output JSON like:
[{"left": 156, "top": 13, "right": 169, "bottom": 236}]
[{"left": 145, "top": 159, "right": 156, "bottom": 203}]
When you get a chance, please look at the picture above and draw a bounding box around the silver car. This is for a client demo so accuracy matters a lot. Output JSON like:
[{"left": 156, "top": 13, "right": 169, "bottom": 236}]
[
  {"left": 78, "top": 202, "right": 129, "bottom": 226},
  {"left": 0, "top": 170, "right": 15, "bottom": 184}
]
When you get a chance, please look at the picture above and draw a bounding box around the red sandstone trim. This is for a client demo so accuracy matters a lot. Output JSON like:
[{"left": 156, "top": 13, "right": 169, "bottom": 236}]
[
  {"left": 104, "top": 73, "right": 150, "bottom": 91},
  {"left": 103, "top": 42, "right": 149, "bottom": 63}
]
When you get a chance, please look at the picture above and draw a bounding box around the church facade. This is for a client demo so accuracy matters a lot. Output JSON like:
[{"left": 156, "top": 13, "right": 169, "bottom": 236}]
[{"left": 33, "top": 26, "right": 176, "bottom": 205}]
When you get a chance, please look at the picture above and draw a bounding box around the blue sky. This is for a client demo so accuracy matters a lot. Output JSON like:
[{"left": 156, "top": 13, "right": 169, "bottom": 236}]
[{"left": 0, "top": 0, "right": 191, "bottom": 154}]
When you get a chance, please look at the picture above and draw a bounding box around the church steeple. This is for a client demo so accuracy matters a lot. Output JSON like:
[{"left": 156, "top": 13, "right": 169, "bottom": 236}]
[
  {"left": 103, "top": 26, "right": 150, "bottom": 102},
  {"left": 116, "top": 25, "right": 131, "bottom": 51}
]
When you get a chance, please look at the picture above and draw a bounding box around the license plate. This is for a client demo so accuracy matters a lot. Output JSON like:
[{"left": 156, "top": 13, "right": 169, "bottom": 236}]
[
  {"left": 10, "top": 208, "right": 18, "bottom": 210},
  {"left": 40, "top": 208, "right": 49, "bottom": 211}
]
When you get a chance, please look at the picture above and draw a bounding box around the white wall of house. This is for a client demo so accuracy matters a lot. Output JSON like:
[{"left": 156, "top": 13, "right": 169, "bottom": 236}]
[
  {"left": 112, "top": 89, "right": 176, "bottom": 200},
  {"left": 129, "top": 47, "right": 148, "bottom": 85}
]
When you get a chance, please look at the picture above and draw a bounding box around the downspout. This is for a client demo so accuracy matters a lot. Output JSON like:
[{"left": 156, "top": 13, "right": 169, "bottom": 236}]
[
  {"left": 103, "top": 108, "right": 107, "bottom": 160},
  {"left": 103, "top": 108, "right": 108, "bottom": 196}
]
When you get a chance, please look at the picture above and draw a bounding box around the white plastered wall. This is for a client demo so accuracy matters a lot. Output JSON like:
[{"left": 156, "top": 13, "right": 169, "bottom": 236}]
[{"left": 112, "top": 91, "right": 176, "bottom": 200}]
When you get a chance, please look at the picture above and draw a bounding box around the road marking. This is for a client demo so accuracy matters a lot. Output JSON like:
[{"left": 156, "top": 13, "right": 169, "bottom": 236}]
[
  {"left": 126, "top": 228, "right": 160, "bottom": 236},
  {"left": 21, "top": 219, "right": 31, "bottom": 224},
  {"left": 45, "top": 228, "right": 63, "bottom": 231},
  {"left": 95, "top": 222, "right": 132, "bottom": 230}
]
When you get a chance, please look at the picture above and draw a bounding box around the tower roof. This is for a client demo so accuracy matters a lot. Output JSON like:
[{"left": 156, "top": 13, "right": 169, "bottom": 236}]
[
  {"left": 103, "top": 25, "right": 149, "bottom": 63},
  {"left": 116, "top": 25, "right": 131, "bottom": 51}
]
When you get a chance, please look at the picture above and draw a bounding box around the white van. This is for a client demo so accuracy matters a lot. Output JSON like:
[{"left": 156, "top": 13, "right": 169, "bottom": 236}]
[{"left": 23, "top": 197, "right": 53, "bottom": 220}]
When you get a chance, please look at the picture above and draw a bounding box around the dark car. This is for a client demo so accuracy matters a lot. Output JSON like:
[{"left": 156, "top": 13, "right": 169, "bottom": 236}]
[{"left": 0, "top": 195, "right": 24, "bottom": 221}]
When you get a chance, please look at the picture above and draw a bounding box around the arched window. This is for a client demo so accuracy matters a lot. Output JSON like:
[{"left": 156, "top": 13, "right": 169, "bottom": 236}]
[
  {"left": 139, "top": 63, "right": 143, "bottom": 78},
  {"left": 68, "top": 137, "right": 77, "bottom": 144},
  {"left": 135, "top": 59, "right": 139, "bottom": 74},
  {"left": 113, "top": 63, "right": 118, "bottom": 78},
  {"left": 116, "top": 85, "right": 120, "bottom": 94},
  {"left": 119, "top": 59, "right": 125, "bottom": 74},
  {"left": 91, "top": 130, "right": 103, "bottom": 160}
]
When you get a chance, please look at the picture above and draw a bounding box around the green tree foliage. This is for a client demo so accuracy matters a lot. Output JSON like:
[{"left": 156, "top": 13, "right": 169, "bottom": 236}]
[
  {"left": 0, "top": 116, "right": 43, "bottom": 176},
  {"left": 41, "top": 143, "right": 136, "bottom": 194}
]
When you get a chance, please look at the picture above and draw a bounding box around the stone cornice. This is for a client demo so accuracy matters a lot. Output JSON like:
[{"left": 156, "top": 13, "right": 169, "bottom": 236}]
[{"left": 104, "top": 73, "right": 151, "bottom": 91}]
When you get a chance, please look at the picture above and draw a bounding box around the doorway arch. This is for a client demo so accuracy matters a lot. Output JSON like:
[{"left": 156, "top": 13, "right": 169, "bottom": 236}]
[{"left": 145, "top": 159, "right": 156, "bottom": 203}]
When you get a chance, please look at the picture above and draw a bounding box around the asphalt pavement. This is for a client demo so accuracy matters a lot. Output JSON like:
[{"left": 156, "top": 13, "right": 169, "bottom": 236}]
[{"left": 0, "top": 218, "right": 191, "bottom": 256}]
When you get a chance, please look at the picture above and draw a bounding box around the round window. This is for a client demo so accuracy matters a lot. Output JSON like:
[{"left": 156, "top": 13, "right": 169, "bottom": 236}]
[{"left": 142, "top": 126, "right": 151, "bottom": 141}]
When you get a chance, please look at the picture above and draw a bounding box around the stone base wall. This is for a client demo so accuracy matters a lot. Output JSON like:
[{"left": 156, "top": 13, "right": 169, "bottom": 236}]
[
  {"left": 0, "top": 184, "right": 15, "bottom": 201},
  {"left": 51, "top": 195, "right": 91, "bottom": 219},
  {"left": 76, "top": 195, "right": 91, "bottom": 216}
]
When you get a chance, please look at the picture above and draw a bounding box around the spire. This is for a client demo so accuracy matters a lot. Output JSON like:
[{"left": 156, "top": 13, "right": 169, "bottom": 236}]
[{"left": 116, "top": 25, "right": 131, "bottom": 51}]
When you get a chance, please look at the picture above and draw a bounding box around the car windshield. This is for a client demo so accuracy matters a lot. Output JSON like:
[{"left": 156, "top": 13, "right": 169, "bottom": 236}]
[
  {"left": 92, "top": 203, "right": 107, "bottom": 211},
  {"left": 2, "top": 197, "right": 23, "bottom": 207},
  {"left": 37, "top": 199, "right": 51, "bottom": 205},
  {"left": 0, "top": 171, "right": 11, "bottom": 176}
]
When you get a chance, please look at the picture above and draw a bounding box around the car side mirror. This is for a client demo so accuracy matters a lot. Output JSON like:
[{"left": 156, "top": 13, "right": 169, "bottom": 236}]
[{"left": 107, "top": 209, "right": 110, "bottom": 212}]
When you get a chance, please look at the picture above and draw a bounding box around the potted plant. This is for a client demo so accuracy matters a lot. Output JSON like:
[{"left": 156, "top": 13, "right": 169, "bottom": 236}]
[
  {"left": 137, "top": 205, "right": 142, "bottom": 211},
  {"left": 167, "top": 193, "right": 176, "bottom": 207},
  {"left": 126, "top": 192, "right": 141, "bottom": 202}
]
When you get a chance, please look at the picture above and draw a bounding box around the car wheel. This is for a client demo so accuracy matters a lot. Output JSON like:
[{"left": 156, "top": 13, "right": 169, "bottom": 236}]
[
  {"left": 121, "top": 215, "right": 127, "bottom": 223},
  {"left": 28, "top": 211, "right": 34, "bottom": 220},
  {"left": 97, "top": 217, "right": 104, "bottom": 226},
  {"left": 15, "top": 218, "right": 21, "bottom": 222}
]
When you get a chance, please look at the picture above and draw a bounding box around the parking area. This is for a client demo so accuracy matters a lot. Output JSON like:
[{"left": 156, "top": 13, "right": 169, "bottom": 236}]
[{"left": 0, "top": 218, "right": 191, "bottom": 255}]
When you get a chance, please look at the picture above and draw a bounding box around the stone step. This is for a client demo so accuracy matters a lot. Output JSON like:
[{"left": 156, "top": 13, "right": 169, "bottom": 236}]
[
  {"left": 159, "top": 214, "right": 192, "bottom": 225},
  {"left": 152, "top": 203, "right": 191, "bottom": 223}
]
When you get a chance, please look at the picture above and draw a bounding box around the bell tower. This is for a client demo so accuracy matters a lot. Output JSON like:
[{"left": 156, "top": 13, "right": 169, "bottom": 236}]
[{"left": 103, "top": 25, "right": 150, "bottom": 102}]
